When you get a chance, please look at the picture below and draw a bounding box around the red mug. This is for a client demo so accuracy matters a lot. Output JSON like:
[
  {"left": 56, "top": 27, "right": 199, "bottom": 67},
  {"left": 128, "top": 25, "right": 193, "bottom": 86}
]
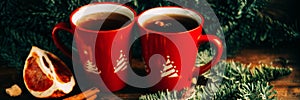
[
  {"left": 52, "top": 3, "right": 136, "bottom": 92},
  {"left": 137, "top": 7, "right": 223, "bottom": 91}
]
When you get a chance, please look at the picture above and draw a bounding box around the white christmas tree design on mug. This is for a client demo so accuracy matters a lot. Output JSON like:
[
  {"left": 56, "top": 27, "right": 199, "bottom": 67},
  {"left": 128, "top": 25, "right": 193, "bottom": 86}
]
[
  {"left": 85, "top": 60, "right": 101, "bottom": 74},
  {"left": 83, "top": 50, "right": 101, "bottom": 74},
  {"left": 161, "top": 56, "right": 179, "bottom": 78},
  {"left": 114, "top": 50, "right": 128, "bottom": 73}
]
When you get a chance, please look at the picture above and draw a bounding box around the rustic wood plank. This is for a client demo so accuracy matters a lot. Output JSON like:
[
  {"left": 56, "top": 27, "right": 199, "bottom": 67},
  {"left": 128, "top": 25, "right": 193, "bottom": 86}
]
[
  {"left": 274, "top": 86, "right": 300, "bottom": 99},
  {"left": 274, "top": 87, "right": 288, "bottom": 97},
  {"left": 271, "top": 75, "right": 300, "bottom": 87}
]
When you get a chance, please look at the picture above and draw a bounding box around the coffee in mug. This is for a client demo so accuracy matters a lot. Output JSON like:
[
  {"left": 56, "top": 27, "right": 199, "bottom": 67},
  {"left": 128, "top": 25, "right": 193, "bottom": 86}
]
[
  {"left": 143, "top": 14, "right": 199, "bottom": 33},
  {"left": 76, "top": 12, "right": 131, "bottom": 31}
]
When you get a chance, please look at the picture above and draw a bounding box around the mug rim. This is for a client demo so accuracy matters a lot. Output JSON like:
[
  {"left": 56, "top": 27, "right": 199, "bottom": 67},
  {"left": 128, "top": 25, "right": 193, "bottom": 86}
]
[
  {"left": 137, "top": 6, "right": 205, "bottom": 35},
  {"left": 69, "top": 2, "right": 137, "bottom": 33}
]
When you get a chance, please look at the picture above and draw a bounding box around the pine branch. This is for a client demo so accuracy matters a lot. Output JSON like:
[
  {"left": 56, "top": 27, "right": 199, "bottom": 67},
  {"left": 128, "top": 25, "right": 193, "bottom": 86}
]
[
  {"left": 0, "top": 0, "right": 89, "bottom": 68},
  {"left": 125, "top": 0, "right": 178, "bottom": 14},
  {"left": 139, "top": 61, "right": 292, "bottom": 100},
  {"left": 206, "top": 0, "right": 299, "bottom": 49}
]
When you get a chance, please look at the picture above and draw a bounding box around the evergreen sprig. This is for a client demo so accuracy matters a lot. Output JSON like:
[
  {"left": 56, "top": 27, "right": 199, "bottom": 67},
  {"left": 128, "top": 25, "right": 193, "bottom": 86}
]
[
  {"left": 0, "top": 0, "right": 88, "bottom": 68},
  {"left": 207, "top": 0, "right": 299, "bottom": 49},
  {"left": 139, "top": 61, "right": 292, "bottom": 100}
]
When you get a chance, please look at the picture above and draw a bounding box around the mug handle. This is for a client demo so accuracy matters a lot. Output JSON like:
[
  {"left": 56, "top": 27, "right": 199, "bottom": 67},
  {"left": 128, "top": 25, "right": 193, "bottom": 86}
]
[
  {"left": 193, "top": 34, "right": 223, "bottom": 76},
  {"left": 52, "top": 22, "right": 73, "bottom": 58}
]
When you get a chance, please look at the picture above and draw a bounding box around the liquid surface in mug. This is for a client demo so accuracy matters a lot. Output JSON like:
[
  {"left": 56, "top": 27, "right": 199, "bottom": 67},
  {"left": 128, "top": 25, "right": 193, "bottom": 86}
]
[
  {"left": 143, "top": 14, "right": 199, "bottom": 33},
  {"left": 76, "top": 12, "right": 131, "bottom": 31}
]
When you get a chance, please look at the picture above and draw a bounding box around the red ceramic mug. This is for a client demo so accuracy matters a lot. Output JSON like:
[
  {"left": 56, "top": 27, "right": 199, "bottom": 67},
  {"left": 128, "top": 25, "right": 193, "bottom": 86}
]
[
  {"left": 137, "top": 7, "right": 223, "bottom": 91},
  {"left": 52, "top": 3, "right": 136, "bottom": 92}
]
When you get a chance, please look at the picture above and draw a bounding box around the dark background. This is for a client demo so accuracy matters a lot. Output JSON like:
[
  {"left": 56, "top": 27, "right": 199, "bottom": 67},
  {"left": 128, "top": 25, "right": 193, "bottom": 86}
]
[{"left": 264, "top": 0, "right": 300, "bottom": 27}]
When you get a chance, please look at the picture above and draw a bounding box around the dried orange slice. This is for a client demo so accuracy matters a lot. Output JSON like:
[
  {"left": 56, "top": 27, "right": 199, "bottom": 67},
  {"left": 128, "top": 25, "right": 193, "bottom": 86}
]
[{"left": 23, "top": 46, "right": 75, "bottom": 98}]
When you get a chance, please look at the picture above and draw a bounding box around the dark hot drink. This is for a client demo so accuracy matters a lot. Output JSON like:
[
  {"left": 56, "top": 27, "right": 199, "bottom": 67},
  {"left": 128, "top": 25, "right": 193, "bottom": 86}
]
[
  {"left": 143, "top": 14, "right": 199, "bottom": 33},
  {"left": 76, "top": 12, "right": 131, "bottom": 31}
]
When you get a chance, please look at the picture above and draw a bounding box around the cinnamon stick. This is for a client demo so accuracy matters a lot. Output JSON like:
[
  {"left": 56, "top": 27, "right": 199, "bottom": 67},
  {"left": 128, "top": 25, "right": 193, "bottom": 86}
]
[{"left": 63, "top": 87, "right": 100, "bottom": 100}]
